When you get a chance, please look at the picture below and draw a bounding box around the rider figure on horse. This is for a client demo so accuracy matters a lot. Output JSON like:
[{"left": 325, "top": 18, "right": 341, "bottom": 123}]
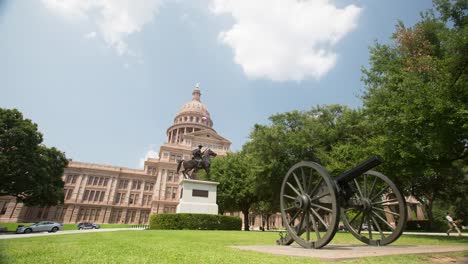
[{"left": 192, "top": 145, "right": 203, "bottom": 168}]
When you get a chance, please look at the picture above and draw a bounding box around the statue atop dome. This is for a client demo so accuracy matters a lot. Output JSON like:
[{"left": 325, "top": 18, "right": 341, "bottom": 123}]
[{"left": 192, "top": 84, "right": 201, "bottom": 101}]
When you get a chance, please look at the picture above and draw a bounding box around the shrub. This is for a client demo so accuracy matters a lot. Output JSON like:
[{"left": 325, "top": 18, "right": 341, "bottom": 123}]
[
  {"left": 405, "top": 220, "right": 430, "bottom": 231},
  {"left": 149, "top": 213, "right": 242, "bottom": 230}
]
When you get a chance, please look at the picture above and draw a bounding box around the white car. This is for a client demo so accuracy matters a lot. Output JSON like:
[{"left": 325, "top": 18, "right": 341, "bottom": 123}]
[{"left": 16, "top": 221, "right": 63, "bottom": 234}]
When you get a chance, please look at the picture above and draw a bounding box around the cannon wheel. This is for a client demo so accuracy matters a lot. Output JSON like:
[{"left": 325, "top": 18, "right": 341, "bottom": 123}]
[
  {"left": 280, "top": 161, "right": 339, "bottom": 249},
  {"left": 340, "top": 170, "right": 407, "bottom": 246}
]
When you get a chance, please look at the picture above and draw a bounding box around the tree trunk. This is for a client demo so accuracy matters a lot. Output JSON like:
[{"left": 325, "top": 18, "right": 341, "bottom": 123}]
[
  {"left": 425, "top": 198, "right": 435, "bottom": 231},
  {"left": 242, "top": 209, "right": 250, "bottom": 231},
  {"left": 266, "top": 214, "right": 270, "bottom": 230}
]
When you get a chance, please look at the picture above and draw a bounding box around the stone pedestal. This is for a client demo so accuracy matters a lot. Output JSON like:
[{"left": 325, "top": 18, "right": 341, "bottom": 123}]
[{"left": 176, "top": 179, "right": 219, "bottom": 215}]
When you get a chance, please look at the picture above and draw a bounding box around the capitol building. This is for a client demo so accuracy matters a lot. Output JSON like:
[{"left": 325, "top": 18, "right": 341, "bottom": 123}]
[{"left": 0, "top": 86, "right": 233, "bottom": 224}]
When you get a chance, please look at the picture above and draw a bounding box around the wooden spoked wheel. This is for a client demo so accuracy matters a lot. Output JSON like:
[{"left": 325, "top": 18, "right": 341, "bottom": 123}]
[
  {"left": 280, "top": 161, "right": 340, "bottom": 249},
  {"left": 340, "top": 171, "right": 407, "bottom": 246}
]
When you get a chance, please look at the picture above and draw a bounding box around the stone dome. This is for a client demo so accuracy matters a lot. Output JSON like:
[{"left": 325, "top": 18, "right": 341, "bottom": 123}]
[
  {"left": 166, "top": 86, "right": 215, "bottom": 145},
  {"left": 177, "top": 95, "right": 211, "bottom": 118},
  {"left": 172, "top": 86, "right": 213, "bottom": 128}
]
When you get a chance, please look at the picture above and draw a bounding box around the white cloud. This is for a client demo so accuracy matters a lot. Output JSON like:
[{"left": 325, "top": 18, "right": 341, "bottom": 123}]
[
  {"left": 138, "top": 148, "right": 159, "bottom": 169},
  {"left": 42, "top": 0, "right": 163, "bottom": 55},
  {"left": 84, "top": 31, "right": 97, "bottom": 39},
  {"left": 211, "top": 0, "right": 362, "bottom": 81}
]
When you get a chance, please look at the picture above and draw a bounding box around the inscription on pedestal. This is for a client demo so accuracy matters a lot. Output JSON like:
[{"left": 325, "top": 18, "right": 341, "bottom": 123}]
[{"left": 192, "top": 189, "right": 208, "bottom": 198}]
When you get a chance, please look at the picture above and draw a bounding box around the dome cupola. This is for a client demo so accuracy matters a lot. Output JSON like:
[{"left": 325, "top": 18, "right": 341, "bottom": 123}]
[{"left": 166, "top": 84, "right": 215, "bottom": 144}]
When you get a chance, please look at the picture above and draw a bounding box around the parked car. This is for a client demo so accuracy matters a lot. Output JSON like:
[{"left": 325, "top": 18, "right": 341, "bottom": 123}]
[
  {"left": 77, "top": 222, "right": 100, "bottom": 230},
  {"left": 362, "top": 223, "right": 374, "bottom": 231},
  {"left": 16, "top": 221, "right": 63, "bottom": 234}
]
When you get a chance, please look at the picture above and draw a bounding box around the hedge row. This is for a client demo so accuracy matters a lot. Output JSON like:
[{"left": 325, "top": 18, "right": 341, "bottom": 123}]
[{"left": 149, "top": 213, "right": 242, "bottom": 230}]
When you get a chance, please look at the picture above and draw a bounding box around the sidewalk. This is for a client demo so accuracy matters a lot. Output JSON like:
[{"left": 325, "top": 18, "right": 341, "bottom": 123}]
[
  {"left": 402, "top": 231, "right": 467, "bottom": 237},
  {"left": 0, "top": 227, "right": 144, "bottom": 240},
  {"left": 232, "top": 244, "right": 468, "bottom": 260}
]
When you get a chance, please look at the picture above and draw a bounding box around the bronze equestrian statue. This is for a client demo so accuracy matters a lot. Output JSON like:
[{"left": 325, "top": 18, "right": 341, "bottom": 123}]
[{"left": 177, "top": 146, "right": 217, "bottom": 179}]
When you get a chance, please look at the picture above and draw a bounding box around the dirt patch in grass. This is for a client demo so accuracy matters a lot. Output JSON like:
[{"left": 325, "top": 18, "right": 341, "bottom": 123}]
[{"left": 429, "top": 256, "right": 468, "bottom": 263}]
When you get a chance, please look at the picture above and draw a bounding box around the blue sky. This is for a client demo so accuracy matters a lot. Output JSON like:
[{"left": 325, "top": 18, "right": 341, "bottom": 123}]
[{"left": 0, "top": 0, "right": 434, "bottom": 169}]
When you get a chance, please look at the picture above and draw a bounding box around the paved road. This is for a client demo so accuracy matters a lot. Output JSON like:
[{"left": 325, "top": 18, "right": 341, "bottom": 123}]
[
  {"left": 402, "top": 231, "right": 467, "bottom": 237},
  {"left": 0, "top": 228, "right": 144, "bottom": 240}
]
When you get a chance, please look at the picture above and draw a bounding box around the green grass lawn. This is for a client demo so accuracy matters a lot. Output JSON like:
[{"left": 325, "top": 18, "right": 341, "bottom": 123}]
[{"left": 0, "top": 230, "right": 466, "bottom": 264}]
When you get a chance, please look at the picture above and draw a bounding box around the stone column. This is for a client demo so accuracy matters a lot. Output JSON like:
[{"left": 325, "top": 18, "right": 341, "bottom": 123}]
[
  {"left": 97, "top": 207, "right": 107, "bottom": 223},
  {"left": 120, "top": 208, "right": 128, "bottom": 224},
  {"left": 105, "top": 177, "right": 116, "bottom": 205},
  {"left": 103, "top": 207, "right": 112, "bottom": 223},
  {"left": 135, "top": 210, "right": 141, "bottom": 224}
]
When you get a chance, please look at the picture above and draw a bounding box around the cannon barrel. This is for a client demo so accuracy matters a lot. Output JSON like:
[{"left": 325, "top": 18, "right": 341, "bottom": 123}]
[{"left": 335, "top": 155, "right": 383, "bottom": 184}]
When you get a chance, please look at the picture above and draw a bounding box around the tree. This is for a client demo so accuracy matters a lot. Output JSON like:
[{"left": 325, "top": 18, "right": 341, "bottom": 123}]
[
  {"left": 244, "top": 105, "right": 373, "bottom": 218},
  {"left": 0, "top": 108, "right": 68, "bottom": 206},
  {"left": 209, "top": 152, "right": 260, "bottom": 231},
  {"left": 361, "top": 0, "right": 467, "bottom": 229}
]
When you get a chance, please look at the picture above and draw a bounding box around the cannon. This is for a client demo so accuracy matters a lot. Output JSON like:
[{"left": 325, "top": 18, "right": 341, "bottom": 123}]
[{"left": 277, "top": 156, "right": 407, "bottom": 249}]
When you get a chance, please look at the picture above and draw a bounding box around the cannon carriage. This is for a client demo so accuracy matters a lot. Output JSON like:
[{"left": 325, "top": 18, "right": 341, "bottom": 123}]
[{"left": 277, "top": 156, "right": 407, "bottom": 249}]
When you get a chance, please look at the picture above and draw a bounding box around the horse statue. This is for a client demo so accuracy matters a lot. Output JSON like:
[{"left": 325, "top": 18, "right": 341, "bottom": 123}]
[{"left": 176, "top": 148, "right": 217, "bottom": 179}]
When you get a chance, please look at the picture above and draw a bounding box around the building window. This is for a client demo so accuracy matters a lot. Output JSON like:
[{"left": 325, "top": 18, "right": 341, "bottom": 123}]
[
  {"left": 109, "top": 209, "right": 122, "bottom": 224},
  {"left": 118, "top": 179, "right": 129, "bottom": 189},
  {"left": 131, "top": 180, "right": 142, "bottom": 190},
  {"left": 163, "top": 206, "right": 176, "bottom": 213},
  {"left": 83, "top": 190, "right": 105, "bottom": 202},
  {"left": 86, "top": 176, "right": 109, "bottom": 186},
  {"left": 142, "top": 195, "right": 152, "bottom": 206},
  {"left": 65, "top": 174, "right": 78, "bottom": 184},
  {"left": 147, "top": 167, "right": 157, "bottom": 176},
  {"left": 78, "top": 207, "right": 101, "bottom": 222},
  {"left": 129, "top": 193, "right": 139, "bottom": 205},
  {"left": 64, "top": 188, "right": 73, "bottom": 200},
  {"left": 165, "top": 187, "right": 178, "bottom": 200},
  {"left": 89, "top": 190, "right": 95, "bottom": 201},
  {"left": 167, "top": 171, "right": 174, "bottom": 182},
  {"left": 83, "top": 190, "right": 89, "bottom": 201},
  {"left": 144, "top": 182, "right": 154, "bottom": 191},
  {"left": 169, "top": 154, "right": 176, "bottom": 162},
  {"left": 115, "top": 192, "right": 126, "bottom": 204},
  {"left": 139, "top": 210, "right": 150, "bottom": 224}
]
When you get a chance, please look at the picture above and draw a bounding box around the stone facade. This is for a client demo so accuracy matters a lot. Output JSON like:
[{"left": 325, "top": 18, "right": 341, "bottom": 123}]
[{"left": 0, "top": 86, "right": 231, "bottom": 224}]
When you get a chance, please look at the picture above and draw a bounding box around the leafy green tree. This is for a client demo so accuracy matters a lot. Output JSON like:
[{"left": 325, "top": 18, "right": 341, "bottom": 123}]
[
  {"left": 210, "top": 152, "right": 260, "bottom": 231},
  {"left": 0, "top": 108, "right": 68, "bottom": 206},
  {"left": 361, "top": 0, "right": 467, "bottom": 229},
  {"left": 244, "top": 105, "right": 374, "bottom": 216}
]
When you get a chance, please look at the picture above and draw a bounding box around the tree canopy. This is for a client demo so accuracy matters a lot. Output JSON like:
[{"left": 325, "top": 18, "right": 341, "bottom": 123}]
[
  {"left": 209, "top": 151, "right": 260, "bottom": 230},
  {"left": 0, "top": 108, "right": 68, "bottom": 206},
  {"left": 361, "top": 0, "right": 467, "bottom": 227}
]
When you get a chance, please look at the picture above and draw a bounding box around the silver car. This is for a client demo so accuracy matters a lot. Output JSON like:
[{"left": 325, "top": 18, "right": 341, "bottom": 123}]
[{"left": 16, "top": 221, "right": 63, "bottom": 234}]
